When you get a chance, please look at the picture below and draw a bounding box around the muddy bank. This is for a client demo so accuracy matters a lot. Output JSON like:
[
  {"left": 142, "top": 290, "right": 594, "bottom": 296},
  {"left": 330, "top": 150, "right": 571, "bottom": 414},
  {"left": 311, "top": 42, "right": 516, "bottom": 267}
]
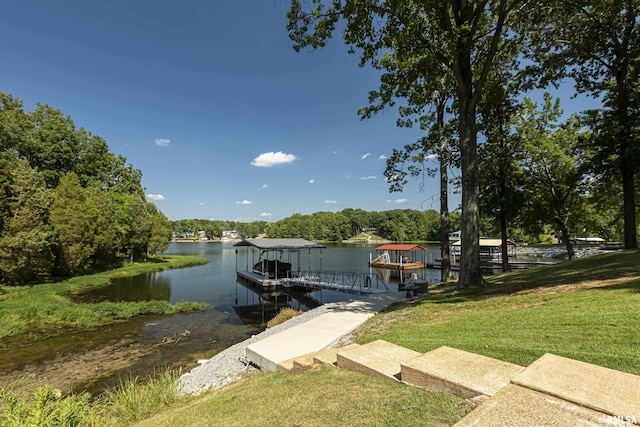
[{"left": 0, "top": 315, "right": 232, "bottom": 396}]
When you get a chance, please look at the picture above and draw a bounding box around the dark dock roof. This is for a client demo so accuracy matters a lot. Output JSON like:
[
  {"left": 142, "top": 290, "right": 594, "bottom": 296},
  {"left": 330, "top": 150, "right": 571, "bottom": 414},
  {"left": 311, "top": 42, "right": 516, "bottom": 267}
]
[{"left": 234, "top": 238, "right": 326, "bottom": 250}]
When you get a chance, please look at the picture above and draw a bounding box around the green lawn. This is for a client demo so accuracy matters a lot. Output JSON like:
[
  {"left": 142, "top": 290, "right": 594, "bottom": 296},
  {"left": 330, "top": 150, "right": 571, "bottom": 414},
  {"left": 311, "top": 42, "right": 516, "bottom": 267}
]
[
  {"left": 133, "top": 250, "right": 640, "bottom": 427},
  {"left": 4, "top": 250, "right": 639, "bottom": 426},
  {"left": 356, "top": 250, "right": 640, "bottom": 374}
]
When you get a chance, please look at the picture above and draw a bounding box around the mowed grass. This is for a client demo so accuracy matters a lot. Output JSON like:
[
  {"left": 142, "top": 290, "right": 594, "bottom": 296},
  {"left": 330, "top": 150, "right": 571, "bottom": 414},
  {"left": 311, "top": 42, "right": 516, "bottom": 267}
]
[
  {"left": 0, "top": 255, "right": 209, "bottom": 339},
  {"left": 135, "top": 368, "right": 470, "bottom": 427},
  {"left": 133, "top": 250, "right": 640, "bottom": 427},
  {"left": 356, "top": 250, "right": 640, "bottom": 375}
]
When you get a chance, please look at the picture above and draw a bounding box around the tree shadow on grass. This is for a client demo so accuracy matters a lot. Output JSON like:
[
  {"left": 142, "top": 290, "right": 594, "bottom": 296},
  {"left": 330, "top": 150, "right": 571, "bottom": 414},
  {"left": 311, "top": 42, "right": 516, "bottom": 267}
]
[{"left": 416, "top": 250, "right": 640, "bottom": 305}]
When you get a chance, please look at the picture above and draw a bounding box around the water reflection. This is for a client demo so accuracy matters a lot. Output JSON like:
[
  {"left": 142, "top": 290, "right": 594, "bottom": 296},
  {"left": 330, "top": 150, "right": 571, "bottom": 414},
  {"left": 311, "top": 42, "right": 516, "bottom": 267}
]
[{"left": 72, "top": 272, "right": 172, "bottom": 303}]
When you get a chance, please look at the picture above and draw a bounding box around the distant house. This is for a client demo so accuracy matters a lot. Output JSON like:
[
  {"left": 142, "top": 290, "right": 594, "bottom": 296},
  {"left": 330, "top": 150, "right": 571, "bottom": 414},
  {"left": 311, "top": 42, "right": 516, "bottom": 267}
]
[
  {"left": 362, "top": 227, "right": 377, "bottom": 234},
  {"left": 221, "top": 230, "right": 239, "bottom": 240}
]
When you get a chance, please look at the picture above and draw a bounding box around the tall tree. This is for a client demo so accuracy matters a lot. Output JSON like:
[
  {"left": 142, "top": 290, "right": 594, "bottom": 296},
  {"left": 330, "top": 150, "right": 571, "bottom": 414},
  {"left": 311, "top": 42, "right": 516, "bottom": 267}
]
[
  {"left": 49, "top": 172, "right": 101, "bottom": 274},
  {"left": 516, "top": 95, "right": 588, "bottom": 259},
  {"left": 287, "top": 0, "right": 533, "bottom": 287},
  {"left": 525, "top": 0, "right": 640, "bottom": 249},
  {"left": 0, "top": 157, "right": 55, "bottom": 284},
  {"left": 147, "top": 203, "right": 172, "bottom": 255},
  {"left": 478, "top": 74, "right": 526, "bottom": 271}
]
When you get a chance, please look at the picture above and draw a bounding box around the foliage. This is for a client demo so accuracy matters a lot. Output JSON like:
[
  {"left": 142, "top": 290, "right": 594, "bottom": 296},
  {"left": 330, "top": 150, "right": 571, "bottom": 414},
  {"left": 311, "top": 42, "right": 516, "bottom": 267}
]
[
  {"left": 0, "top": 371, "right": 185, "bottom": 427},
  {"left": 522, "top": 0, "right": 640, "bottom": 249},
  {"left": 0, "top": 156, "right": 56, "bottom": 284},
  {"left": 0, "top": 386, "right": 97, "bottom": 427},
  {"left": 0, "top": 90, "right": 172, "bottom": 285},
  {"left": 516, "top": 94, "right": 589, "bottom": 259},
  {"left": 286, "top": 0, "right": 539, "bottom": 288}
]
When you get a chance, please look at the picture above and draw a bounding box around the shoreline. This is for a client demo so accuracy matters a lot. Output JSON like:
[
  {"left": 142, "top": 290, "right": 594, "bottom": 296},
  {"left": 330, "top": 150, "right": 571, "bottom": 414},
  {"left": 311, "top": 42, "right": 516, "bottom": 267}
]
[{"left": 177, "top": 299, "right": 357, "bottom": 395}]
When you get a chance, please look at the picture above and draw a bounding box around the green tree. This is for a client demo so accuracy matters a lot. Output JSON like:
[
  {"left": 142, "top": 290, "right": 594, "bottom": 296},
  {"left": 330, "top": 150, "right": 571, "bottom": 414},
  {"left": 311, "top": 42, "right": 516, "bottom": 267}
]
[
  {"left": 49, "top": 173, "right": 101, "bottom": 274},
  {"left": 126, "top": 196, "right": 152, "bottom": 261},
  {"left": 479, "top": 75, "right": 527, "bottom": 270},
  {"left": 287, "top": 0, "right": 534, "bottom": 287},
  {"left": 26, "top": 103, "right": 80, "bottom": 188},
  {"left": 517, "top": 95, "right": 588, "bottom": 259},
  {"left": 524, "top": 0, "right": 640, "bottom": 249},
  {"left": 148, "top": 203, "right": 172, "bottom": 255},
  {"left": 0, "top": 157, "right": 55, "bottom": 284}
]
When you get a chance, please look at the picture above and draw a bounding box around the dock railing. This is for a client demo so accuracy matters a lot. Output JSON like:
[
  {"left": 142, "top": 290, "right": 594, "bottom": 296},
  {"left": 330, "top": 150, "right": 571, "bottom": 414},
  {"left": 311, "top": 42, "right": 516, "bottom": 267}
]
[{"left": 285, "top": 271, "right": 390, "bottom": 295}]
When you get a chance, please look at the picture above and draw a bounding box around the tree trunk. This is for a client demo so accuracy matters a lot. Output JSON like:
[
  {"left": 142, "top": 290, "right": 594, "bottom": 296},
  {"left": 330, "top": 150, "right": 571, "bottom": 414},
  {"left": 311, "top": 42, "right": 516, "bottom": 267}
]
[
  {"left": 458, "top": 97, "right": 482, "bottom": 288},
  {"left": 437, "top": 95, "right": 451, "bottom": 282},
  {"left": 615, "top": 74, "right": 638, "bottom": 249},
  {"left": 560, "top": 222, "right": 575, "bottom": 260},
  {"left": 500, "top": 207, "right": 509, "bottom": 272}
]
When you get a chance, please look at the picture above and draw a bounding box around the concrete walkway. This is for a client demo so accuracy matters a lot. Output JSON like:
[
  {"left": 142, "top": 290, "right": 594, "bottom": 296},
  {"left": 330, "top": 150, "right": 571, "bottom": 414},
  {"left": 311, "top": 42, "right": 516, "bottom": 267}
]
[{"left": 245, "top": 294, "right": 401, "bottom": 372}]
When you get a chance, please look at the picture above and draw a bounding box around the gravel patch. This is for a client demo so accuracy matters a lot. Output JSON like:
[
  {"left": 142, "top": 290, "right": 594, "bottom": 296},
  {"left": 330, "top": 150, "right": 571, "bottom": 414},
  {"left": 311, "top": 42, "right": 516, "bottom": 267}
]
[{"left": 177, "top": 300, "right": 357, "bottom": 395}]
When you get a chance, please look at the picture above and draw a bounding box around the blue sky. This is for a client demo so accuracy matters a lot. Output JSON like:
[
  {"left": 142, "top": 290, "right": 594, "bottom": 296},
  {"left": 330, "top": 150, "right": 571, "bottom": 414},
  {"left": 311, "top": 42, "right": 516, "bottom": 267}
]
[{"left": 0, "top": 1, "right": 596, "bottom": 222}]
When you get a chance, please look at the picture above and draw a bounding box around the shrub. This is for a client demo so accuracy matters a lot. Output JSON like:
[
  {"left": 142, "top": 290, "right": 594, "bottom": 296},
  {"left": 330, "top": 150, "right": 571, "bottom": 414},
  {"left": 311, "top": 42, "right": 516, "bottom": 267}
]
[{"left": 267, "top": 307, "right": 303, "bottom": 328}]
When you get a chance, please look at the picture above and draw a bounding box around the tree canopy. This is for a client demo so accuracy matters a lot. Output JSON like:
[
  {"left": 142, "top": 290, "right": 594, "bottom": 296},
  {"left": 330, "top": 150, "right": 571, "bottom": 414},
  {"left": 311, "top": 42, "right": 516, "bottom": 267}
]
[{"left": 0, "top": 90, "right": 172, "bottom": 285}]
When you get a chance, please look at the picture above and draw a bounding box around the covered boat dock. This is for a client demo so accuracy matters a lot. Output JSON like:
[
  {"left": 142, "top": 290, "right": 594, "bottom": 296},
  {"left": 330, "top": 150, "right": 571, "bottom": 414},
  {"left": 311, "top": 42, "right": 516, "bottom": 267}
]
[
  {"left": 235, "top": 238, "right": 326, "bottom": 289},
  {"left": 369, "top": 244, "right": 427, "bottom": 270}
]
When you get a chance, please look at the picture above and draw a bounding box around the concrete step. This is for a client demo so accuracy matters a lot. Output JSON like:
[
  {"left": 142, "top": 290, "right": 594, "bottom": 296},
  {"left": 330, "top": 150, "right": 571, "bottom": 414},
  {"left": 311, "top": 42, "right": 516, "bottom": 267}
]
[
  {"left": 276, "top": 352, "right": 316, "bottom": 373},
  {"left": 337, "top": 340, "right": 420, "bottom": 382},
  {"left": 313, "top": 344, "right": 361, "bottom": 366},
  {"left": 246, "top": 295, "right": 399, "bottom": 372},
  {"left": 401, "top": 346, "right": 525, "bottom": 399},
  {"left": 454, "top": 384, "right": 620, "bottom": 426},
  {"left": 511, "top": 353, "right": 640, "bottom": 420}
]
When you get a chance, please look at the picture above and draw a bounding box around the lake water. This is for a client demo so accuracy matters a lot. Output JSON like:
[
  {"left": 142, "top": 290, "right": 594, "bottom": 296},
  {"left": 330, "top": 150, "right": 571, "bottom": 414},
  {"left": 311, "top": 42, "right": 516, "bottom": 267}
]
[
  {"left": 97, "top": 241, "right": 443, "bottom": 355},
  {"left": 10, "top": 242, "right": 442, "bottom": 393}
]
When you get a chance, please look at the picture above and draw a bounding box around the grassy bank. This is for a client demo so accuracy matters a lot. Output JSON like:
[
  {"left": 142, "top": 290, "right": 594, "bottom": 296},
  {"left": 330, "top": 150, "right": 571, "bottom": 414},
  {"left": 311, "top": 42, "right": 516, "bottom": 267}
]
[
  {"left": 3, "top": 250, "right": 639, "bottom": 426},
  {"left": 0, "top": 255, "right": 209, "bottom": 339},
  {"left": 356, "top": 250, "right": 640, "bottom": 375},
  {"left": 134, "top": 250, "right": 639, "bottom": 427}
]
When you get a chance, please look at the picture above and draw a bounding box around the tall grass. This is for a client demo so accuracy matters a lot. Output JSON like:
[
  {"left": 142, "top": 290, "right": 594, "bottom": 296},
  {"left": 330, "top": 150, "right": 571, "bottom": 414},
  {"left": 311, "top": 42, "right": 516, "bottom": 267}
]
[
  {"left": 266, "top": 307, "right": 302, "bottom": 328},
  {"left": 0, "top": 255, "right": 209, "bottom": 339},
  {"left": 0, "top": 371, "right": 185, "bottom": 426},
  {"left": 0, "top": 386, "right": 98, "bottom": 427},
  {"left": 101, "top": 370, "right": 182, "bottom": 424}
]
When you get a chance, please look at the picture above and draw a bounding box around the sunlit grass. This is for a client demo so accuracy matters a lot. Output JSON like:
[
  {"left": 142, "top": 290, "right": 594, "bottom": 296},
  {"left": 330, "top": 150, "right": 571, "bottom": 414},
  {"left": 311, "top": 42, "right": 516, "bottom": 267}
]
[
  {"left": 135, "top": 368, "right": 470, "bottom": 427},
  {"left": 357, "top": 250, "right": 640, "bottom": 375}
]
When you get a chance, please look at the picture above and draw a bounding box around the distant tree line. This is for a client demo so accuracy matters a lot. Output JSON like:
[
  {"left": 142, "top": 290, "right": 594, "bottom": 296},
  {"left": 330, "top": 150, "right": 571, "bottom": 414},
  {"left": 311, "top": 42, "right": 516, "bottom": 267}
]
[
  {"left": 0, "top": 91, "right": 172, "bottom": 285},
  {"left": 172, "top": 208, "right": 462, "bottom": 242}
]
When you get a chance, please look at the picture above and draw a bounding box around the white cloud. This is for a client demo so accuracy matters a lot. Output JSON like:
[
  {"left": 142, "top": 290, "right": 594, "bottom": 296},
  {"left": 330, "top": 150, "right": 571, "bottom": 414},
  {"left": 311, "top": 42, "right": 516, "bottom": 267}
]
[
  {"left": 425, "top": 153, "right": 438, "bottom": 160},
  {"left": 386, "top": 198, "right": 408, "bottom": 204},
  {"left": 146, "top": 193, "right": 165, "bottom": 201},
  {"left": 261, "top": 184, "right": 269, "bottom": 189},
  {"left": 236, "top": 200, "right": 253, "bottom": 205},
  {"left": 251, "top": 151, "right": 297, "bottom": 167},
  {"left": 260, "top": 212, "right": 272, "bottom": 217},
  {"left": 378, "top": 154, "right": 388, "bottom": 160},
  {"left": 361, "top": 152, "right": 371, "bottom": 160},
  {"left": 360, "top": 176, "right": 377, "bottom": 180},
  {"left": 199, "top": 202, "right": 204, "bottom": 206},
  {"left": 154, "top": 138, "right": 170, "bottom": 147},
  {"left": 309, "top": 179, "right": 315, "bottom": 184},
  {"left": 324, "top": 200, "right": 338, "bottom": 204}
]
